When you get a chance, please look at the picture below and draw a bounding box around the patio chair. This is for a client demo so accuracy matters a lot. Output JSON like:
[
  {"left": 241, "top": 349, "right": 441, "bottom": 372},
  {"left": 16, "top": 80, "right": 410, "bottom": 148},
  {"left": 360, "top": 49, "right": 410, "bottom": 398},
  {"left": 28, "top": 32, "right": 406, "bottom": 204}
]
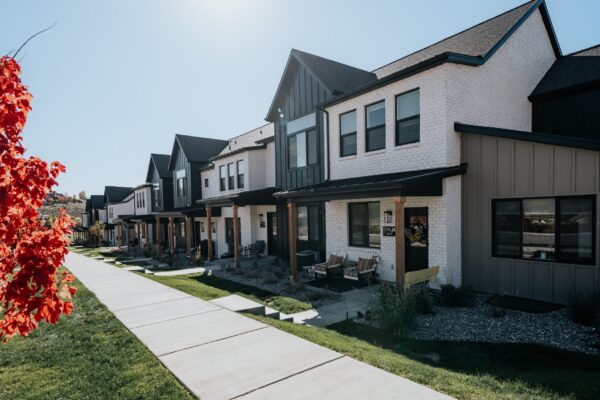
[
  {"left": 343, "top": 255, "right": 378, "bottom": 283},
  {"left": 314, "top": 253, "right": 346, "bottom": 279},
  {"left": 248, "top": 240, "right": 266, "bottom": 258}
]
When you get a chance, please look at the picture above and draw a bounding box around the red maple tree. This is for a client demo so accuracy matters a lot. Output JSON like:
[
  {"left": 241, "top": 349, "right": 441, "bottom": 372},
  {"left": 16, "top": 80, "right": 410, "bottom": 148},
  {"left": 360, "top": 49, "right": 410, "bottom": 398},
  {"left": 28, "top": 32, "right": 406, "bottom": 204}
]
[{"left": 0, "top": 56, "right": 76, "bottom": 340}]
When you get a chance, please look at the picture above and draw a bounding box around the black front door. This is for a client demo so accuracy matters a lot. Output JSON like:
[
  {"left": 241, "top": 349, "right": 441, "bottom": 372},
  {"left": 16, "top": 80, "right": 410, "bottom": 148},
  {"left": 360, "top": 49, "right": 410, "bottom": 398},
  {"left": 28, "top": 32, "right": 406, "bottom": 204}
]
[
  {"left": 225, "top": 217, "right": 241, "bottom": 254},
  {"left": 405, "top": 207, "right": 429, "bottom": 272},
  {"left": 267, "top": 212, "right": 278, "bottom": 255}
]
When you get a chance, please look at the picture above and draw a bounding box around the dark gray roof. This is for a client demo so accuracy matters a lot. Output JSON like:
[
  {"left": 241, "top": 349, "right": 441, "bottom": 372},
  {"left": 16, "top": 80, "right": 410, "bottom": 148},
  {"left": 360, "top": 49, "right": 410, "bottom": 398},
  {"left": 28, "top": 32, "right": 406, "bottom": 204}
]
[
  {"left": 169, "top": 134, "right": 228, "bottom": 170},
  {"left": 151, "top": 153, "right": 171, "bottom": 178},
  {"left": 569, "top": 44, "right": 600, "bottom": 57},
  {"left": 530, "top": 56, "right": 600, "bottom": 99},
  {"left": 104, "top": 186, "right": 133, "bottom": 203},
  {"left": 90, "top": 194, "right": 105, "bottom": 209}
]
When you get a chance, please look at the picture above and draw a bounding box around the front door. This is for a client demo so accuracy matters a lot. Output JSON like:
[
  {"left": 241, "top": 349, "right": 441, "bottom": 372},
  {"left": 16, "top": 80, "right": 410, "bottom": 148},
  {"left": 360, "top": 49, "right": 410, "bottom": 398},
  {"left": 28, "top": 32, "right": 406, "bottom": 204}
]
[
  {"left": 225, "top": 217, "right": 241, "bottom": 254},
  {"left": 405, "top": 207, "right": 429, "bottom": 272},
  {"left": 267, "top": 212, "right": 278, "bottom": 255}
]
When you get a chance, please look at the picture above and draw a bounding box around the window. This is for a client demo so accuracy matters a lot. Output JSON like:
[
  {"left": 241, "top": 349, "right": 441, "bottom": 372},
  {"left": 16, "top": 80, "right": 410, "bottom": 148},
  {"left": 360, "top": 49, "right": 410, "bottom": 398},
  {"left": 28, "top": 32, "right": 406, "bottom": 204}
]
[
  {"left": 288, "top": 129, "right": 317, "bottom": 168},
  {"left": 176, "top": 169, "right": 186, "bottom": 197},
  {"left": 297, "top": 205, "right": 320, "bottom": 241},
  {"left": 227, "top": 162, "right": 235, "bottom": 190},
  {"left": 395, "top": 89, "right": 420, "bottom": 145},
  {"left": 492, "top": 196, "right": 595, "bottom": 264},
  {"left": 366, "top": 101, "right": 385, "bottom": 152},
  {"left": 340, "top": 110, "right": 357, "bottom": 157},
  {"left": 153, "top": 184, "right": 160, "bottom": 207},
  {"left": 237, "top": 160, "right": 245, "bottom": 189},
  {"left": 204, "top": 178, "right": 209, "bottom": 188},
  {"left": 219, "top": 165, "right": 226, "bottom": 191},
  {"left": 349, "top": 202, "right": 380, "bottom": 248},
  {"left": 297, "top": 206, "right": 308, "bottom": 241}
]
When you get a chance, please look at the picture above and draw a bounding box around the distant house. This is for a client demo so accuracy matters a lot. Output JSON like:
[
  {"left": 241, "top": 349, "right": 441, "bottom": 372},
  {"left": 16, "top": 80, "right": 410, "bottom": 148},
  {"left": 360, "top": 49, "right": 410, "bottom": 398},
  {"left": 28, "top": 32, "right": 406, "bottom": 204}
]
[{"left": 103, "top": 186, "right": 134, "bottom": 246}]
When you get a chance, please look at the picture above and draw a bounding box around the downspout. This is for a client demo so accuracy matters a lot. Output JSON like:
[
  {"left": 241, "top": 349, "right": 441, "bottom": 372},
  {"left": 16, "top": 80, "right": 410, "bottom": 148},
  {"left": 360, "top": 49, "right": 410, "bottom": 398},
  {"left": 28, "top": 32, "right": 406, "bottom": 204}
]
[{"left": 320, "top": 106, "right": 331, "bottom": 182}]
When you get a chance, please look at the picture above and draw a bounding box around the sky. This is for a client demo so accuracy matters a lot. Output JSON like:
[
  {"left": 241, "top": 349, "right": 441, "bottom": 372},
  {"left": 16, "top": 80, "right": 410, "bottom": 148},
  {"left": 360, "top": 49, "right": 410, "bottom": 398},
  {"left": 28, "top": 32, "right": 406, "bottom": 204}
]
[{"left": 2, "top": 0, "right": 599, "bottom": 197}]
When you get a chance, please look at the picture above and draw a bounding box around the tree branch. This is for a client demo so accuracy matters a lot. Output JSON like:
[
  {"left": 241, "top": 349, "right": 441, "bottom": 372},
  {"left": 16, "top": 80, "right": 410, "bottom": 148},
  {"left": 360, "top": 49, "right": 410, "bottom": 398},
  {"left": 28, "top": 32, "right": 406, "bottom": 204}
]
[{"left": 10, "top": 21, "right": 58, "bottom": 59}]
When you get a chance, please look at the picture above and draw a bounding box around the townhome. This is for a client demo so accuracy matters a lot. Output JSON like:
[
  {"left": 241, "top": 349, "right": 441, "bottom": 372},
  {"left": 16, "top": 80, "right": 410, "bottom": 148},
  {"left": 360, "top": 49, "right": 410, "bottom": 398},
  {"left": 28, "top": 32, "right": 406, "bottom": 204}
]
[
  {"left": 103, "top": 186, "right": 134, "bottom": 246},
  {"left": 197, "top": 123, "right": 277, "bottom": 265},
  {"left": 145, "top": 153, "right": 173, "bottom": 253},
  {"left": 82, "top": 194, "right": 105, "bottom": 228},
  {"left": 117, "top": 183, "right": 154, "bottom": 250}
]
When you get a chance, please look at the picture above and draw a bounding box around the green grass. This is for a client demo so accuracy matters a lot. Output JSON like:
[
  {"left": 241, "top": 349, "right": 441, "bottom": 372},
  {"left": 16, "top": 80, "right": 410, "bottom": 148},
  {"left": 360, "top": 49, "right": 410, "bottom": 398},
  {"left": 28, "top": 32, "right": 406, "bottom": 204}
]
[
  {"left": 0, "top": 271, "right": 194, "bottom": 400},
  {"left": 140, "top": 273, "right": 312, "bottom": 314},
  {"left": 248, "top": 316, "right": 600, "bottom": 400}
]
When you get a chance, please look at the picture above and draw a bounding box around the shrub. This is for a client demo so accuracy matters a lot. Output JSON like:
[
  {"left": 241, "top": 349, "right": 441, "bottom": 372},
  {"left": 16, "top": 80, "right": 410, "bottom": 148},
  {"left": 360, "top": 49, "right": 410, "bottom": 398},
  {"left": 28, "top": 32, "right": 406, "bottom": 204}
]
[
  {"left": 491, "top": 307, "right": 507, "bottom": 318},
  {"left": 371, "top": 284, "right": 417, "bottom": 337},
  {"left": 283, "top": 281, "right": 305, "bottom": 296},
  {"left": 412, "top": 285, "right": 435, "bottom": 315},
  {"left": 438, "top": 284, "right": 472, "bottom": 307},
  {"left": 307, "top": 290, "right": 329, "bottom": 302},
  {"left": 569, "top": 291, "right": 598, "bottom": 326},
  {"left": 262, "top": 273, "right": 279, "bottom": 285},
  {"left": 243, "top": 268, "right": 260, "bottom": 279}
]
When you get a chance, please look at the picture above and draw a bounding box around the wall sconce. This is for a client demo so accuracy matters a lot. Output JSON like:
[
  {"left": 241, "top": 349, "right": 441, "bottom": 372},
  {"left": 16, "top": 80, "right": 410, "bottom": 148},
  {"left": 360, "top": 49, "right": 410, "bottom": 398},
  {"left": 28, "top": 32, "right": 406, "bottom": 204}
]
[
  {"left": 384, "top": 210, "right": 393, "bottom": 224},
  {"left": 258, "top": 213, "right": 265, "bottom": 228}
]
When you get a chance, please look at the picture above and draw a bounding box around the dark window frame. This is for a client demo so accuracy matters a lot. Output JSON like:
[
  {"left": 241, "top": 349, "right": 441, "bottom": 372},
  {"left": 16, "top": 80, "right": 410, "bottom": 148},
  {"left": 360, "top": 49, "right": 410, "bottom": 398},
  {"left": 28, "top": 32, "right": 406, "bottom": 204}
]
[
  {"left": 339, "top": 109, "right": 357, "bottom": 157},
  {"left": 219, "top": 165, "right": 226, "bottom": 192},
  {"left": 348, "top": 201, "right": 381, "bottom": 249},
  {"left": 287, "top": 127, "right": 318, "bottom": 170},
  {"left": 204, "top": 178, "right": 209, "bottom": 188},
  {"left": 365, "top": 100, "right": 386, "bottom": 153},
  {"left": 297, "top": 204, "right": 320, "bottom": 242},
  {"left": 237, "top": 159, "right": 245, "bottom": 189},
  {"left": 395, "top": 88, "right": 420, "bottom": 146},
  {"left": 492, "top": 195, "right": 596, "bottom": 265},
  {"left": 227, "top": 162, "right": 235, "bottom": 190}
]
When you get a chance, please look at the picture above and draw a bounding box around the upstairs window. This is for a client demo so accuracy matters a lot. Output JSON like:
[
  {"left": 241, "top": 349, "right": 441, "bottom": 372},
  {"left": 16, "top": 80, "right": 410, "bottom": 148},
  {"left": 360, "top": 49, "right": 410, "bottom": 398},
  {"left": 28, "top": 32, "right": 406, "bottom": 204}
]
[
  {"left": 287, "top": 114, "right": 318, "bottom": 169},
  {"left": 219, "top": 165, "right": 226, "bottom": 191},
  {"left": 176, "top": 169, "right": 187, "bottom": 197},
  {"left": 396, "top": 89, "right": 420, "bottom": 146},
  {"left": 228, "top": 162, "right": 235, "bottom": 190},
  {"left": 153, "top": 184, "right": 160, "bottom": 207},
  {"left": 340, "top": 110, "right": 357, "bottom": 157},
  {"left": 204, "top": 178, "right": 209, "bottom": 188},
  {"left": 237, "top": 160, "right": 245, "bottom": 189},
  {"left": 366, "top": 101, "right": 385, "bottom": 152}
]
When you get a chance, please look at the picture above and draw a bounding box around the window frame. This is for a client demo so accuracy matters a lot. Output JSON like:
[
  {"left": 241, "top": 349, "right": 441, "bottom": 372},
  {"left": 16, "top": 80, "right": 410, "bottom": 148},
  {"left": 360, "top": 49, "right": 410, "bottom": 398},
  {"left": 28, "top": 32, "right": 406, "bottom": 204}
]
[
  {"left": 236, "top": 159, "right": 245, "bottom": 189},
  {"left": 491, "top": 195, "right": 596, "bottom": 265},
  {"left": 339, "top": 109, "right": 357, "bottom": 157},
  {"left": 394, "top": 88, "right": 420, "bottom": 146},
  {"left": 219, "top": 165, "right": 226, "bottom": 191},
  {"left": 296, "top": 204, "right": 320, "bottom": 242},
  {"left": 365, "top": 100, "right": 386, "bottom": 152},
  {"left": 287, "top": 126, "right": 317, "bottom": 170},
  {"left": 227, "top": 162, "right": 235, "bottom": 190},
  {"left": 348, "top": 201, "right": 381, "bottom": 249}
]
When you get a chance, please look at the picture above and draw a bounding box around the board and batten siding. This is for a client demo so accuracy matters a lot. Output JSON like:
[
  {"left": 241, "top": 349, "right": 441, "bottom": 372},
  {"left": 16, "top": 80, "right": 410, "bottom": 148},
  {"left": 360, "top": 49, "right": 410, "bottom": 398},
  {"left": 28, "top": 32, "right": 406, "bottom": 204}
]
[{"left": 462, "top": 133, "right": 599, "bottom": 303}]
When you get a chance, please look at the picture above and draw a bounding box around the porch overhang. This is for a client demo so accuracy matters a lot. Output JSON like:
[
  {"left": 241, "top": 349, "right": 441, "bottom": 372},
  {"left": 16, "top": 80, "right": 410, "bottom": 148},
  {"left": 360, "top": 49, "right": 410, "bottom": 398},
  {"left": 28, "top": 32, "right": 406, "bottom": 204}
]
[
  {"left": 198, "top": 187, "right": 279, "bottom": 207},
  {"left": 274, "top": 165, "right": 467, "bottom": 202},
  {"left": 152, "top": 207, "right": 222, "bottom": 218},
  {"left": 119, "top": 214, "right": 155, "bottom": 223}
]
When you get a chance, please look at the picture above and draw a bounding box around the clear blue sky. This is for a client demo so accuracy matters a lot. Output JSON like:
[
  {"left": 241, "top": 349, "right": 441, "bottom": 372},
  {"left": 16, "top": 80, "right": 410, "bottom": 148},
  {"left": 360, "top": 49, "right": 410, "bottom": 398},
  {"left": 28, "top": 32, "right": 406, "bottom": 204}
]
[{"left": 2, "top": 0, "right": 599, "bottom": 197}]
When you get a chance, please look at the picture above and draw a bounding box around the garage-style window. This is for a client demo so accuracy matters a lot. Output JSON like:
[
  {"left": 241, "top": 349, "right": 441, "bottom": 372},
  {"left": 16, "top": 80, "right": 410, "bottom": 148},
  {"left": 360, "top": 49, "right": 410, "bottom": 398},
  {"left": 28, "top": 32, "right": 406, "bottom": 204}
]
[
  {"left": 395, "top": 89, "right": 420, "bottom": 146},
  {"left": 340, "top": 110, "right": 357, "bottom": 157},
  {"left": 349, "top": 202, "right": 380, "bottom": 248},
  {"left": 365, "top": 101, "right": 385, "bottom": 152},
  {"left": 492, "top": 196, "right": 594, "bottom": 264}
]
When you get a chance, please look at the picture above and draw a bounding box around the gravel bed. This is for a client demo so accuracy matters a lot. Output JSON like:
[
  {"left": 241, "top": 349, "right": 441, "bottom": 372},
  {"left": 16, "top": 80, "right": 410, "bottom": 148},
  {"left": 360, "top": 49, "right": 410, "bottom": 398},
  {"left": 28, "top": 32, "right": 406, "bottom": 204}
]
[{"left": 410, "top": 294, "right": 600, "bottom": 355}]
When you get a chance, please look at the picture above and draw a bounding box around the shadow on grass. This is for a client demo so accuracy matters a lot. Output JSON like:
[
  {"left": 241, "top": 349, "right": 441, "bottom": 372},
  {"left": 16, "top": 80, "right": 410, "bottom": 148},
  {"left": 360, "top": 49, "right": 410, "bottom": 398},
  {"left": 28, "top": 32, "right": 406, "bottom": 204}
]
[{"left": 329, "top": 321, "right": 600, "bottom": 400}]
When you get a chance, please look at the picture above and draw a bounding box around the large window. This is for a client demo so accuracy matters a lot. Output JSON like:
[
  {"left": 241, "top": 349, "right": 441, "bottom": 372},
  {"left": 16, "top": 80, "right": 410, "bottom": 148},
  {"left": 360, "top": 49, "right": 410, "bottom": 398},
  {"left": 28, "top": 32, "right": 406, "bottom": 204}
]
[
  {"left": 340, "top": 110, "right": 357, "bottom": 157},
  {"left": 288, "top": 129, "right": 317, "bottom": 168},
  {"left": 153, "top": 184, "right": 160, "bottom": 207},
  {"left": 219, "top": 165, "right": 226, "bottom": 191},
  {"left": 493, "top": 196, "right": 594, "bottom": 264},
  {"left": 176, "top": 169, "right": 186, "bottom": 197},
  {"left": 395, "top": 89, "right": 420, "bottom": 146},
  {"left": 237, "top": 160, "right": 245, "bottom": 189},
  {"left": 349, "top": 202, "right": 380, "bottom": 248},
  {"left": 227, "top": 162, "right": 235, "bottom": 190},
  {"left": 297, "top": 205, "right": 320, "bottom": 242},
  {"left": 366, "top": 101, "right": 385, "bottom": 152}
]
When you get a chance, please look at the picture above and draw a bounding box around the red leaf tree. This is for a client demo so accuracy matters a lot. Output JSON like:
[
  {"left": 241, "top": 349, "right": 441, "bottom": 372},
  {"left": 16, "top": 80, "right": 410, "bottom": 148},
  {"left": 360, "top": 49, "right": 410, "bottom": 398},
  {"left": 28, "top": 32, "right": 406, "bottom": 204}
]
[{"left": 0, "top": 56, "right": 76, "bottom": 340}]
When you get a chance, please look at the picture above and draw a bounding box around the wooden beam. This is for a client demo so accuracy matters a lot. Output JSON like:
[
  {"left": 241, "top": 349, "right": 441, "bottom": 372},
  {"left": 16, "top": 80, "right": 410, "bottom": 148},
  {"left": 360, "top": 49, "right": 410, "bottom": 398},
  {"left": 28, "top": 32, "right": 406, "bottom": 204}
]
[
  {"left": 287, "top": 201, "right": 298, "bottom": 281},
  {"left": 394, "top": 196, "right": 406, "bottom": 288},
  {"left": 233, "top": 203, "right": 240, "bottom": 268},
  {"left": 125, "top": 222, "right": 130, "bottom": 248},
  {"left": 136, "top": 223, "right": 141, "bottom": 249},
  {"left": 168, "top": 217, "right": 174, "bottom": 256},
  {"left": 206, "top": 207, "right": 213, "bottom": 261},
  {"left": 156, "top": 216, "right": 162, "bottom": 257},
  {"left": 185, "top": 216, "right": 192, "bottom": 257}
]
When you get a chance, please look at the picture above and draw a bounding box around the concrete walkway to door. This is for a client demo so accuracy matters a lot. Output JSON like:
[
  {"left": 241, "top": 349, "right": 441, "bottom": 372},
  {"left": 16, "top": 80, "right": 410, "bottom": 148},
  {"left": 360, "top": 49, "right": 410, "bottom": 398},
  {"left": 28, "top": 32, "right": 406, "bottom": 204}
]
[{"left": 65, "top": 252, "right": 453, "bottom": 400}]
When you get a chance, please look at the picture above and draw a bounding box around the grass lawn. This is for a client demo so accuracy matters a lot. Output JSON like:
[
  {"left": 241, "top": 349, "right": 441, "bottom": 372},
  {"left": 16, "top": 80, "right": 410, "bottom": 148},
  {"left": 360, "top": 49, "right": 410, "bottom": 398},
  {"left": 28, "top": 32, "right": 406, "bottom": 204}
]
[
  {"left": 250, "top": 316, "right": 600, "bottom": 400},
  {"left": 140, "top": 273, "right": 312, "bottom": 315},
  {"left": 0, "top": 270, "right": 193, "bottom": 400}
]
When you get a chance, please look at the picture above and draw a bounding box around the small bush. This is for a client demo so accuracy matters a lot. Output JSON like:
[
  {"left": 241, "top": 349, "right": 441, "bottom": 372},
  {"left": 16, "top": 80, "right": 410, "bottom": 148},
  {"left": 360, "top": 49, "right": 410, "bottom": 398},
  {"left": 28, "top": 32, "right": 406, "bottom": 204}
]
[
  {"left": 569, "top": 291, "right": 598, "bottom": 326},
  {"left": 438, "top": 284, "right": 472, "bottom": 307},
  {"left": 307, "top": 290, "right": 329, "bottom": 302},
  {"left": 283, "top": 281, "right": 305, "bottom": 296},
  {"left": 412, "top": 285, "right": 435, "bottom": 315},
  {"left": 262, "top": 273, "right": 280, "bottom": 285},
  {"left": 491, "top": 307, "right": 507, "bottom": 318},
  {"left": 243, "top": 268, "right": 260, "bottom": 279},
  {"left": 371, "top": 284, "right": 417, "bottom": 337}
]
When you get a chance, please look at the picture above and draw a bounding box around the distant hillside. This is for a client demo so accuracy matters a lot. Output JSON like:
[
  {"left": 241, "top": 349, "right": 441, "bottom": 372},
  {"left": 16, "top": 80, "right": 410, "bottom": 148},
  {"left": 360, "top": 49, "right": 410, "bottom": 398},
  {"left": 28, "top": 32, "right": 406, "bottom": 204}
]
[{"left": 40, "top": 192, "right": 86, "bottom": 226}]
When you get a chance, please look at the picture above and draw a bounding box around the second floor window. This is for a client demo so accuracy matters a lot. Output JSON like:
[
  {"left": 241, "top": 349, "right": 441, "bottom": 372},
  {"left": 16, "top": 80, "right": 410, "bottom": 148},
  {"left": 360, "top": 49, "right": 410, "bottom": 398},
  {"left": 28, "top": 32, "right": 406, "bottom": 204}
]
[
  {"left": 340, "top": 110, "right": 357, "bottom": 157},
  {"left": 204, "top": 178, "right": 209, "bottom": 188},
  {"left": 396, "top": 89, "right": 420, "bottom": 146},
  {"left": 176, "top": 169, "right": 186, "bottom": 197},
  {"left": 153, "top": 184, "right": 160, "bottom": 207},
  {"left": 288, "top": 129, "right": 317, "bottom": 168},
  {"left": 366, "top": 101, "right": 385, "bottom": 152},
  {"left": 237, "top": 160, "right": 245, "bottom": 189},
  {"left": 228, "top": 162, "right": 235, "bottom": 190},
  {"left": 219, "top": 165, "right": 226, "bottom": 191}
]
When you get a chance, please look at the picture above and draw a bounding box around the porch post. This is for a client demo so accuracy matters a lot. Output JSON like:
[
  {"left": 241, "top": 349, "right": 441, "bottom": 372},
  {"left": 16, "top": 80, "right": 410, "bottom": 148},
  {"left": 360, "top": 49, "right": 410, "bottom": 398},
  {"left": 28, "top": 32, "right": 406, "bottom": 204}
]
[
  {"left": 168, "top": 217, "right": 174, "bottom": 256},
  {"left": 394, "top": 196, "right": 406, "bottom": 289},
  {"left": 233, "top": 203, "right": 240, "bottom": 268},
  {"left": 156, "top": 216, "right": 162, "bottom": 256},
  {"left": 185, "top": 216, "right": 192, "bottom": 257},
  {"left": 206, "top": 207, "right": 213, "bottom": 261},
  {"left": 144, "top": 223, "right": 149, "bottom": 247},
  {"left": 136, "top": 223, "right": 141, "bottom": 249},
  {"left": 287, "top": 201, "right": 298, "bottom": 281},
  {"left": 125, "top": 222, "right": 130, "bottom": 248}
]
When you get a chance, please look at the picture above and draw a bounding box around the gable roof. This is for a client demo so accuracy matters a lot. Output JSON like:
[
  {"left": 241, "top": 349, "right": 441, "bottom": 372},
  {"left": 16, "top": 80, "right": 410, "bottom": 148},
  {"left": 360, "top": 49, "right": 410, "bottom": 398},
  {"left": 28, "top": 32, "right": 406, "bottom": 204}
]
[
  {"left": 323, "top": 0, "right": 561, "bottom": 107},
  {"left": 266, "top": 49, "right": 377, "bottom": 121},
  {"left": 104, "top": 186, "right": 133, "bottom": 204},
  {"left": 568, "top": 43, "right": 600, "bottom": 57},
  {"left": 529, "top": 56, "right": 600, "bottom": 99},
  {"left": 168, "top": 134, "right": 228, "bottom": 170},
  {"left": 90, "top": 194, "right": 105, "bottom": 209},
  {"left": 146, "top": 153, "right": 171, "bottom": 182}
]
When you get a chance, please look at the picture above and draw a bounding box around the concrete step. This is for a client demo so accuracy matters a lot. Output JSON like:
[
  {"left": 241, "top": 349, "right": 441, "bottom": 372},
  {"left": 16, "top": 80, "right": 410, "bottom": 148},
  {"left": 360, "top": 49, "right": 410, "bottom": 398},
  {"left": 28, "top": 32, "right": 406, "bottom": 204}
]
[{"left": 210, "top": 295, "right": 266, "bottom": 315}]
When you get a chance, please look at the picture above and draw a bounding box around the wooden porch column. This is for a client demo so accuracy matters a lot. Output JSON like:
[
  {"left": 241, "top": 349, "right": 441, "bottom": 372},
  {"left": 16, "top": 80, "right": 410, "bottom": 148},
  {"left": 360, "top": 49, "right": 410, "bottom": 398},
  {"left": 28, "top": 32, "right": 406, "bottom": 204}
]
[
  {"left": 136, "top": 223, "right": 141, "bottom": 249},
  {"left": 185, "top": 216, "right": 192, "bottom": 257},
  {"left": 144, "top": 223, "right": 149, "bottom": 247},
  {"left": 125, "top": 222, "right": 130, "bottom": 248},
  {"left": 287, "top": 201, "right": 298, "bottom": 281},
  {"left": 156, "top": 216, "right": 162, "bottom": 256},
  {"left": 168, "top": 217, "right": 174, "bottom": 256},
  {"left": 206, "top": 207, "right": 213, "bottom": 261},
  {"left": 233, "top": 203, "right": 240, "bottom": 268},
  {"left": 394, "top": 196, "right": 406, "bottom": 289}
]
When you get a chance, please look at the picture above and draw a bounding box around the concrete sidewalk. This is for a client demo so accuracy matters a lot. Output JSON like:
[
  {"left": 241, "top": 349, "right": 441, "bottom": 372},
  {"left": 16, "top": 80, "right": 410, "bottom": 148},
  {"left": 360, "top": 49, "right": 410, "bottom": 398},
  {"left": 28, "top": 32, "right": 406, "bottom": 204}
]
[{"left": 65, "top": 252, "right": 453, "bottom": 400}]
